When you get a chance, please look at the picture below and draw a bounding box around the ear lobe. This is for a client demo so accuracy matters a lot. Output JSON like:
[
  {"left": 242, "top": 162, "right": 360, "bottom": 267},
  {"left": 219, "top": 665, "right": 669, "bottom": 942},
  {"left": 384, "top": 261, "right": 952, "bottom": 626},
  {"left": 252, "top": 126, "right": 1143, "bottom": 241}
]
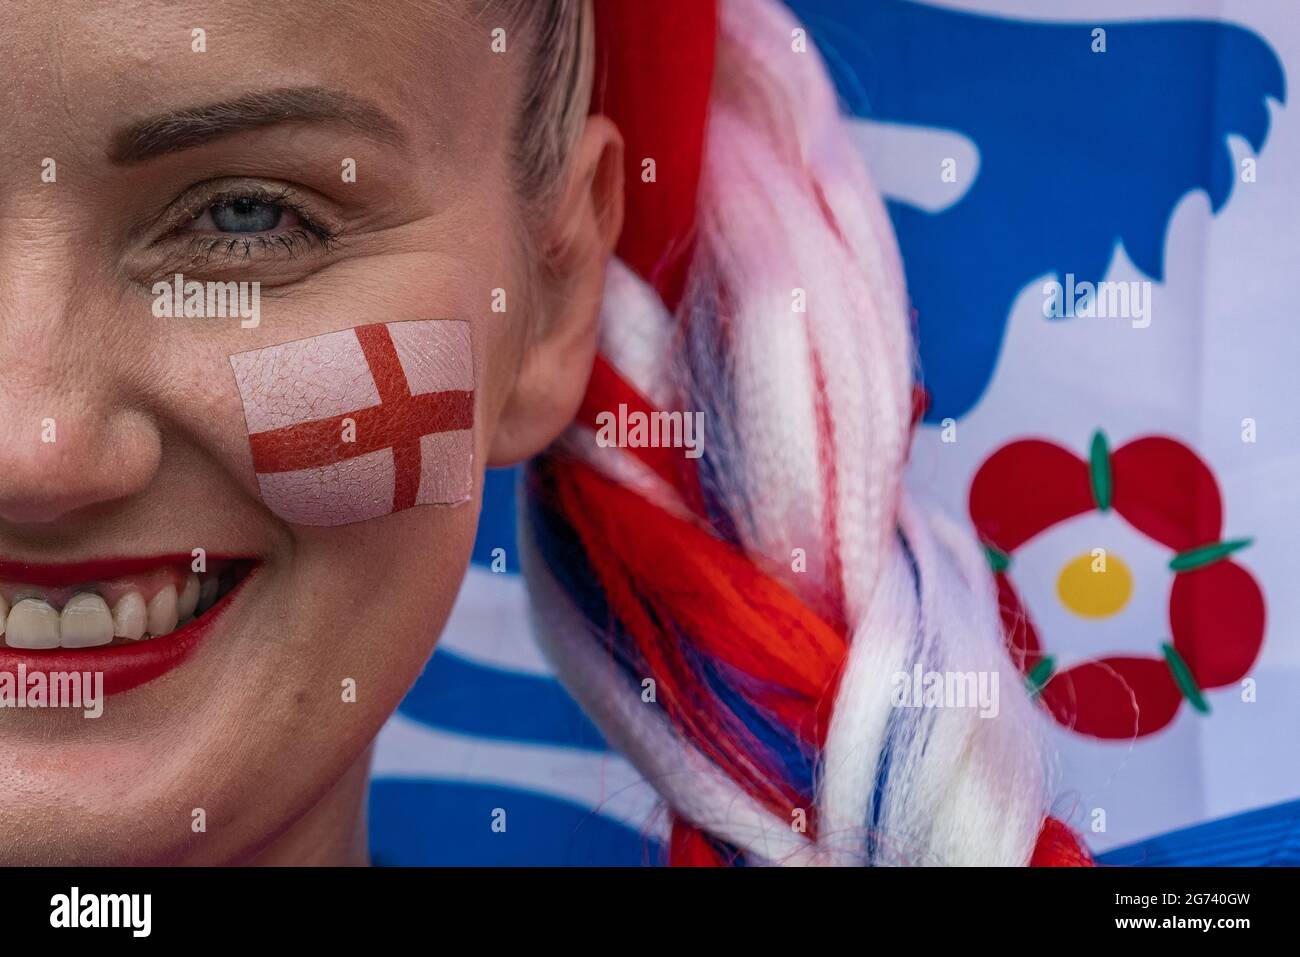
[{"left": 487, "top": 115, "right": 625, "bottom": 468}]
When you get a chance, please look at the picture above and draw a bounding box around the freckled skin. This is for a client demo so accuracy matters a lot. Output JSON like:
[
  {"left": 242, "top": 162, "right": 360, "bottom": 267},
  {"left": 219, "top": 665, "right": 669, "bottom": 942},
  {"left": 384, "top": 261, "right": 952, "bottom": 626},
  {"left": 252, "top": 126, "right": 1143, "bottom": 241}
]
[{"left": 0, "top": 0, "right": 623, "bottom": 864}]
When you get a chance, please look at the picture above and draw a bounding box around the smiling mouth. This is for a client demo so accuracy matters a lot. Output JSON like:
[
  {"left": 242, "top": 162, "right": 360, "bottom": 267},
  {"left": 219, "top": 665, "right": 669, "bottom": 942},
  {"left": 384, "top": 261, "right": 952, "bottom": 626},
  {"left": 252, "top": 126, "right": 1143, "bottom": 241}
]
[{"left": 0, "top": 555, "right": 258, "bottom": 697}]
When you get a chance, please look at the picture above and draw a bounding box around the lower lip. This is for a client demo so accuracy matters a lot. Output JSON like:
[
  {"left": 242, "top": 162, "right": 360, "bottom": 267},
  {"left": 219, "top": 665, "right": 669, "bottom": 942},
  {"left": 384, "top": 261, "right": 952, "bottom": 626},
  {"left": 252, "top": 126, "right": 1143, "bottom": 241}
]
[{"left": 0, "top": 569, "right": 256, "bottom": 697}]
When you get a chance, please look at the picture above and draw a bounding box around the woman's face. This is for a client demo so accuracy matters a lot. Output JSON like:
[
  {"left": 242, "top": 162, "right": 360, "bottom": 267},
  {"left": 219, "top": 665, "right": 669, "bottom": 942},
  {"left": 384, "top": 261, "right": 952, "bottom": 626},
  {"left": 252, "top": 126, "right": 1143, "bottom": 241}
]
[{"left": 0, "top": 0, "right": 620, "bottom": 864}]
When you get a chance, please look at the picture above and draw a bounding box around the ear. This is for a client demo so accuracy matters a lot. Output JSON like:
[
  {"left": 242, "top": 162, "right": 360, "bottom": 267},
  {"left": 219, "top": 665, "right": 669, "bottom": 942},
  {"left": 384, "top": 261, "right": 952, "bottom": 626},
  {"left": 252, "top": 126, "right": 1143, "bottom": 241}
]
[{"left": 488, "top": 115, "right": 624, "bottom": 467}]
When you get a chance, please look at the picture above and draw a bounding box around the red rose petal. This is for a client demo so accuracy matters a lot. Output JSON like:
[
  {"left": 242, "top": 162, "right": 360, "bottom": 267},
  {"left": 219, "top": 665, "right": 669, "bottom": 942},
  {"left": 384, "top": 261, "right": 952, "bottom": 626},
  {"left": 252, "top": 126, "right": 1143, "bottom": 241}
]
[
  {"left": 996, "top": 572, "right": 1041, "bottom": 670},
  {"left": 1040, "top": 657, "right": 1182, "bottom": 739},
  {"left": 1170, "top": 561, "right": 1266, "bottom": 688},
  {"left": 1111, "top": 437, "right": 1222, "bottom": 551},
  {"left": 970, "top": 440, "right": 1093, "bottom": 552}
]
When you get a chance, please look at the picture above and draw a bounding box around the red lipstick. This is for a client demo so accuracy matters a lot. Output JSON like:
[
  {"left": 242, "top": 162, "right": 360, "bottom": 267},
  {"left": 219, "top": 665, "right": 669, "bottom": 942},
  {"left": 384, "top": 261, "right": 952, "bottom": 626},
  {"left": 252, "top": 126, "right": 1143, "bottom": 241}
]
[
  {"left": 0, "top": 555, "right": 257, "bottom": 697},
  {"left": 0, "top": 554, "right": 207, "bottom": 588}
]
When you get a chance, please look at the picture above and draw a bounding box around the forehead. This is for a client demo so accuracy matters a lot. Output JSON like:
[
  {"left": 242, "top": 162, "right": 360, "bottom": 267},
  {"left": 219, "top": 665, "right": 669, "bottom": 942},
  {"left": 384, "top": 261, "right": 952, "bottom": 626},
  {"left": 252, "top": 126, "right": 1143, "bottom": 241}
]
[{"left": 0, "top": 0, "right": 511, "bottom": 162}]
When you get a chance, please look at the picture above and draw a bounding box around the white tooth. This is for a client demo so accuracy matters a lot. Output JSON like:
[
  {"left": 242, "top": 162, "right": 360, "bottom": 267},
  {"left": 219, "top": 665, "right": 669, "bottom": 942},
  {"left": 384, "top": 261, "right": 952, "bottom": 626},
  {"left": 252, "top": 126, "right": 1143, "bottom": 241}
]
[
  {"left": 196, "top": 576, "right": 219, "bottom": 613},
  {"left": 177, "top": 573, "right": 201, "bottom": 620},
  {"left": 112, "top": 592, "right": 148, "bottom": 641},
  {"left": 5, "top": 598, "right": 61, "bottom": 649},
  {"left": 146, "top": 584, "right": 179, "bottom": 637},
  {"left": 59, "top": 593, "right": 115, "bottom": 648},
  {"left": 0, "top": 593, "right": 7, "bottom": 637}
]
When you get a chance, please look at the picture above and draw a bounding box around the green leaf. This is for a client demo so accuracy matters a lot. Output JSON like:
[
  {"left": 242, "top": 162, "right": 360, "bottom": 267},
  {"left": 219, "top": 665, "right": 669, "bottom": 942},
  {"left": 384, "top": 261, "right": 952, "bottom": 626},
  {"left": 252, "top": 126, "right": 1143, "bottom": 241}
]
[
  {"left": 1162, "top": 642, "right": 1209, "bottom": 714},
  {"left": 1025, "top": 656, "right": 1055, "bottom": 698},
  {"left": 1089, "top": 430, "right": 1112, "bottom": 513},
  {"left": 983, "top": 542, "right": 1012, "bottom": 573},
  {"left": 1169, "top": 538, "right": 1253, "bottom": 572}
]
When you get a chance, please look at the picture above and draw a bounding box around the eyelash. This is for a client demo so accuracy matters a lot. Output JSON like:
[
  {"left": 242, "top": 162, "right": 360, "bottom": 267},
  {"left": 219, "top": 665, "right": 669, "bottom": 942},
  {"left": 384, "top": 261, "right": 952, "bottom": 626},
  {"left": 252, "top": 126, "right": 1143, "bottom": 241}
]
[
  {"left": 159, "top": 185, "right": 342, "bottom": 266},
  {"left": 180, "top": 227, "right": 339, "bottom": 265}
]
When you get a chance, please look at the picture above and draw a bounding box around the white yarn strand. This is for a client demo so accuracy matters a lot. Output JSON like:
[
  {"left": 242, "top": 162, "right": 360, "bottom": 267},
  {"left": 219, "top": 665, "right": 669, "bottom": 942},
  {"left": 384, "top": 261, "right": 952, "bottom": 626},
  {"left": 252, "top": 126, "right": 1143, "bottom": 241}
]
[{"left": 521, "top": 0, "right": 1053, "bottom": 867}]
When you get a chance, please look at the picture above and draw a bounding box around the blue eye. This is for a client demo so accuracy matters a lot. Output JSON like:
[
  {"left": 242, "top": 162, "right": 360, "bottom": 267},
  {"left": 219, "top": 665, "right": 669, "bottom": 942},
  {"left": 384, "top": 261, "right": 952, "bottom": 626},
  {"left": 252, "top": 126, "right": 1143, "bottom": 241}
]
[
  {"left": 209, "top": 197, "right": 283, "bottom": 233},
  {"left": 166, "top": 185, "right": 339, "bottom": 264}
]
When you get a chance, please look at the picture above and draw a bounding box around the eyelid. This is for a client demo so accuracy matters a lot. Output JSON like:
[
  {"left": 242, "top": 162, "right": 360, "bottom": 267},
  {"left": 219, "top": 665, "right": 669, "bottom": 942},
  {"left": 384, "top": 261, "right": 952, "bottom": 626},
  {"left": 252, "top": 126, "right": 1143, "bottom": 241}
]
[
  {"left": 149, "top": 178, "right": 344, "bottom": 244},
  {"left": 129, "top": 177, "right": 348, "bottom": 281}
]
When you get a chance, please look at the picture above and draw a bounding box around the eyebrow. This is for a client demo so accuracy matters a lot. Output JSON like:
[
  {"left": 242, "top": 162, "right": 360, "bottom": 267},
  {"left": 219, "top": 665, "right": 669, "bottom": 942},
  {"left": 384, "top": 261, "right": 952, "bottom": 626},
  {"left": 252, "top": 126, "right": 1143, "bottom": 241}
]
[{"left": 109, "top": 87, "right": 405, "bottom": 164}]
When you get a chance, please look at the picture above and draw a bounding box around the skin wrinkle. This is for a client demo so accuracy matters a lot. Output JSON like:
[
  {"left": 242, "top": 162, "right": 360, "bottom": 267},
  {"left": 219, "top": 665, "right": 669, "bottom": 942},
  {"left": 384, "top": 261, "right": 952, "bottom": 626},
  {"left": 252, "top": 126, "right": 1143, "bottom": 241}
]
[{"left": 0, "top": 0, "right": 621, "bottom": 864}]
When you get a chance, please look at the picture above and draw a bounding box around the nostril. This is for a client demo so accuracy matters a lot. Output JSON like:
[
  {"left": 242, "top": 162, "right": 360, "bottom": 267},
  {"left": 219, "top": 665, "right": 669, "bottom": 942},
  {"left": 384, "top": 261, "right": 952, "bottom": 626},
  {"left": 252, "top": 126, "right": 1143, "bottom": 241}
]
[{"left": 0, "top": 409, "right": 162, "bottom": 524}]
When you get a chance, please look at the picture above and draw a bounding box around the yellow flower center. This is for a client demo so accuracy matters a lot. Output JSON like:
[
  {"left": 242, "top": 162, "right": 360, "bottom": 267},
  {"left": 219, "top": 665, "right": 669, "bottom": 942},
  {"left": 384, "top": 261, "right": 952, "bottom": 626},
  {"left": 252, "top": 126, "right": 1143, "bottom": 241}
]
[{"left": 1056, "top": 549, "right": 1133, "bottom": 618}]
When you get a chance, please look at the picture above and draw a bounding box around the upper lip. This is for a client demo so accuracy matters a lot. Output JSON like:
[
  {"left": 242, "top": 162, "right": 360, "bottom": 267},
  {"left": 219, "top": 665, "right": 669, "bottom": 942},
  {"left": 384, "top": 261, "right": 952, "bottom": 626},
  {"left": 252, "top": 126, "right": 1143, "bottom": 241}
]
[{"left": 0, "top": 553, "right": 252, "bottom": 587}]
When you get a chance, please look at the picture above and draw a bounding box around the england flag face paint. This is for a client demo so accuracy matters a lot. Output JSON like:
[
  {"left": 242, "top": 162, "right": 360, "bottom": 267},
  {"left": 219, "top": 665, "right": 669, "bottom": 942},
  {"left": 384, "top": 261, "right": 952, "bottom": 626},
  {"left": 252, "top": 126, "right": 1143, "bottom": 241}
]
[{"left": 229, "top": 319, "right": 475, "bottom": 526}]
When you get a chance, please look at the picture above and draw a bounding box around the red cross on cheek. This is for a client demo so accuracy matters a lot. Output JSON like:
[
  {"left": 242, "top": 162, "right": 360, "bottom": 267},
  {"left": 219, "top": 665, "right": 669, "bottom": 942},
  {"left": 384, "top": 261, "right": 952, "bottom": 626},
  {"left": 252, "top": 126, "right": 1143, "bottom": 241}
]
[{"left": 230, "top": 320, "right": 475, "bottom": 526}]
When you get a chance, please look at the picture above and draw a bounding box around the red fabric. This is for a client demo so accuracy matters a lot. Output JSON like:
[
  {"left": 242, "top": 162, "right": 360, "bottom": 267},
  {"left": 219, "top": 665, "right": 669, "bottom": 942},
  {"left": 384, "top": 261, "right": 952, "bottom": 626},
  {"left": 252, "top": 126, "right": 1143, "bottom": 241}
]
[
  {"left": 592, "top": 0, "right": 717, "bottom": 311},
  {"left": 583, "top": 2, "right": 717, "bottom": 521},
  {"left": 1031, "top": 817, "right": 1094, "bottom": 867},
  {"left": 669, "top": 819, "right": 727, "bottom": 866},
  {"left": 575, "top": 355, "right": 704, "bottom": 511}
]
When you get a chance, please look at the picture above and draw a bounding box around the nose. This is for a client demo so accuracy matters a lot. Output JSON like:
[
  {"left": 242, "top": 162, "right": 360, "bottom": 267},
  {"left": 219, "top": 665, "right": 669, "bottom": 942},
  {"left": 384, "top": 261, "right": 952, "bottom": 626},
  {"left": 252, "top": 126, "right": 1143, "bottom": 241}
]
[
  {"left": 0, "top": 262, "right": 162, "bottom": 526},
  {"left": 0, "top": 337, "right": 162, "bottom": 524},
  {"left": 0, "top": 392, "right": 161, "bottom": 524}
]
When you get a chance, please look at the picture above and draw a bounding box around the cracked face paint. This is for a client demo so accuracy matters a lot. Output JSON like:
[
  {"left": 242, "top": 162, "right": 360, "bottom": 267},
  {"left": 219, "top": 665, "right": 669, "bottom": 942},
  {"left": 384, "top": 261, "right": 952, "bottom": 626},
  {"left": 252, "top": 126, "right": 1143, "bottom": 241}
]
[{"left": 229, "top": 319, "right": 474, "bottom": 526}]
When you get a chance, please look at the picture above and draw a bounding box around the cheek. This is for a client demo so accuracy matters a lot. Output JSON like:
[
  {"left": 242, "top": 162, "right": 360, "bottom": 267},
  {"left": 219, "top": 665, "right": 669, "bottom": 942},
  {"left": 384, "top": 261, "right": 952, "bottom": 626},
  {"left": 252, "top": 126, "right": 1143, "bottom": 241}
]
[
  {"left": 286, "top": 501, "right": 479, "bottom": 691},
  {"left": 228, "top": 319, "right": 476, "bottom": 527}
]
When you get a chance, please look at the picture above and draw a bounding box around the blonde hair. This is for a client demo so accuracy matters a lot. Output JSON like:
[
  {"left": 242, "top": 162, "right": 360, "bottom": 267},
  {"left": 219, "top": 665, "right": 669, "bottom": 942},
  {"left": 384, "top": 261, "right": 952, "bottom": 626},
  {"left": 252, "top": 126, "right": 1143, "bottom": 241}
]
[{"left": 490, "top": 0, "right": 594, "bottom": 215}]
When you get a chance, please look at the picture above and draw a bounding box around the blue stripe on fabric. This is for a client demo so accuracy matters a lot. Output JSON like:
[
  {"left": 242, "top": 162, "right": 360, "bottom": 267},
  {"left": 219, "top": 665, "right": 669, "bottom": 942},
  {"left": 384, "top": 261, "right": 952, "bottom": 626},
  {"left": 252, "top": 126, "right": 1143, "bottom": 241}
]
[
  {"left": 471, "top": 467, "right": 521, "bottom": 573},
  {"left": 1099, "top": 798, "right": 1300, "bottom": 867},
  {"left": 369, "top": 778, "right": 663, "bottom": 866},
  {"left": 398, "top": 650, "right": 609, "bottom": 751}
]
